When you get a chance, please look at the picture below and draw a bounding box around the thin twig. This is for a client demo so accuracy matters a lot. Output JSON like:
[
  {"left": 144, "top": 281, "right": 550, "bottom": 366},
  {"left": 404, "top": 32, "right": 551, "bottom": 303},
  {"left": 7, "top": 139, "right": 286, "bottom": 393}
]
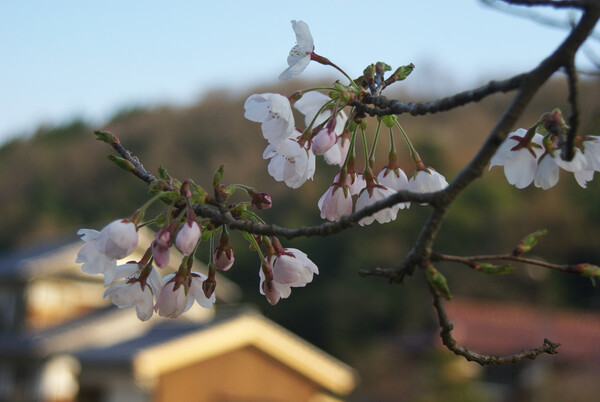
[
  {"left": 431, "top": 290, "right": 560, "bottom": 365},
  {"left": 431, "top": 251, "right": 588, "bottom": 275}
]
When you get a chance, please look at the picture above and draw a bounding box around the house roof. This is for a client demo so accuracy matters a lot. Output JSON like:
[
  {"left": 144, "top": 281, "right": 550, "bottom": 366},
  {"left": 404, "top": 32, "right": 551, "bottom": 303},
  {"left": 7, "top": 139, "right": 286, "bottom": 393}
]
[
  {"left": 133, "top": 308, "right": 358, "bottom": 396},
  {"left": 443, "top": 298, "right": 600, "bottom": 363}
]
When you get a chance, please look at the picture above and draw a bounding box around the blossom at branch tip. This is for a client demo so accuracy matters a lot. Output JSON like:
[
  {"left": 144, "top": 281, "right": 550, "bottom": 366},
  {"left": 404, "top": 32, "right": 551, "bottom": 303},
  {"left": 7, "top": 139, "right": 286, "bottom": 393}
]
[
  {"left": 76, "top": 219, "right": 139, "bottom": 285},
  {"left": 259, "top": 249, "right": 318, "bottom": 305},
  {"left": 244, "top": 93, "right": 295, "bottom": 145},
  {"left": 534, "top": 148, "right": 589, "bottom": 190},
  {"left": 407, "top": 168, "right": 449, "bottom": 196},
  {"left": 279, "top": 20, "right": 314, "bottom": 81},
  {"left": 263, "top": 137, "right": 315, "bottom": 189},
  {"left": 103, "top": 263, "right": 162, "bottom": 321},
  {"left": 318, "top": 184, "right": 352, "bottom": 222},
  {"left": 489, "top": 128, "right": 544, "bottom": 189},
  {"left": 154, "top": 272, "right": 215, "bottom": 318},
  {"left": 355, "top": 184, "right": 400, "bottom": 226},
  {"left": 175, "top": 220, "right": 201, "bottom": 256}
]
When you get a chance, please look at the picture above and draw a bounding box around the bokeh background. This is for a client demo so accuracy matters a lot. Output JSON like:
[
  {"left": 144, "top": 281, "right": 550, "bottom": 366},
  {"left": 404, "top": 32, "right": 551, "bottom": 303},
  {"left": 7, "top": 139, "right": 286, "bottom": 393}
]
[{"left": 1, "top": 1, "right": 600, "bottom": 401}]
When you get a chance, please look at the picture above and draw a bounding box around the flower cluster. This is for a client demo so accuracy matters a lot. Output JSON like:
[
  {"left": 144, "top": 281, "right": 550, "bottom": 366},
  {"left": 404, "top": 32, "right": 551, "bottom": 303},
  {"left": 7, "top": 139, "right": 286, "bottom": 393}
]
[
  {"left": 490, "top": 111, "right": 600, "bottom": 190},
  {"left": 245, "top": 21, "right": 449, "bottom": 226},
  {"left": 76, "top": 164, "right": 320, "bottom": 318}
]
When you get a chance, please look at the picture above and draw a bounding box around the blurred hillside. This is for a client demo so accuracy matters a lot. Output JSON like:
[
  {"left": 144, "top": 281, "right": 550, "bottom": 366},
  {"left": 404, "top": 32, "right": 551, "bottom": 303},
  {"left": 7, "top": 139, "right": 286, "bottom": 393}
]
[{"left": 1, "top": 76, "right": 600, "bottom": 399}]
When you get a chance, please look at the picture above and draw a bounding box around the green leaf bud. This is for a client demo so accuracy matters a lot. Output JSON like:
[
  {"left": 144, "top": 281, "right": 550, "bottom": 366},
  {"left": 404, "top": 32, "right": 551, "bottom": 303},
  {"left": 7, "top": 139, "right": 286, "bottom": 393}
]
[
  {"left": 107, "top": 155, "right": 136, "bottom": 173},
  {"left": 513, "top": 229, "right": 548, "bottom": 256},
  {"left": 425, "top": 264, "right": 452, "bottom": 300}
]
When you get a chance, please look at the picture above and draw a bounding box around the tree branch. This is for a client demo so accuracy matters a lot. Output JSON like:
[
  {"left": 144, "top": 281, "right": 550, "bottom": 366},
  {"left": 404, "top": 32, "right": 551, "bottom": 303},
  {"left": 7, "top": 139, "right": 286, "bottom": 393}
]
[{"left": 431, "top": 290, "right": 560, "bottom": 365}]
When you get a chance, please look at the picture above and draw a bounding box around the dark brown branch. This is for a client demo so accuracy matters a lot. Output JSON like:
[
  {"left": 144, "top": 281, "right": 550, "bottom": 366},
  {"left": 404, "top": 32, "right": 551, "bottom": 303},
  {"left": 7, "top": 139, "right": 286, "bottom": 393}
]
[
  {"left": 431, "top": 290, "right": 560, "bottom": 365},
  {"left": 503, "top": 0, "right": 594, "bottom": 8},
  {"left": 352, "top": 74, "right": 525, "bottom": 117}
]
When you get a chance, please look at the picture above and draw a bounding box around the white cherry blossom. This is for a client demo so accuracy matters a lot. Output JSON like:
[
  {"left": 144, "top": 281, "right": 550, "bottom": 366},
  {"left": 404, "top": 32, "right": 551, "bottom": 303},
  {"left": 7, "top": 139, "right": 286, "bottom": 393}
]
[
  {"left": 534, "top": 149, "right": 589, "bottom": 190},
  {"left": 407, "top": 169, "right": 449, "bottom": 195},
  {"left": 263, "top": 138, "right": 315, "bottom": 189},
  {"left": 489, "top": 129, "right": 544, "bottom": 188},
  {"left": 259, "top": 249, "right": 319, "bottom": 304},
  {"left": 154, "top": 273, "right": 215, "bottom": 318},
  {"left": 76, "top": 219, "right": 139, "bottom": 285},
  {"left": 355, "top": 185, "right": 400, "bottom": 226},
  {"left": 318, "top": 185, "right": 352, "bottom": 222},
  {"left": 279, "top": 20, "right": 314, "bottom": 81},
  {"left": 103, "top": 264, "right": 162, "bottom": 321},
  {"left": 323, "top": 135, "right": 350, "bottom": 166},
  {"left": 294, "top": 91, "right": 347, "bottom": 135},
  {"left": 378, "top": 167, "right": 411, "bottom": 209},
  {"left": 244, "top": 93, "right": 295, "bottom": 145}
]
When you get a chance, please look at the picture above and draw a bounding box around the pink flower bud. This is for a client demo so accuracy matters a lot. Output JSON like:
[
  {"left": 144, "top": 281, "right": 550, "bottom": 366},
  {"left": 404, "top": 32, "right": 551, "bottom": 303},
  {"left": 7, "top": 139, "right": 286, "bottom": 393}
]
[
  {"left": 311, "top": 128, "right": 337, "bottom": 155},
  {"left": 251, "top": 192, "right": 272, "bottom": 210},
  {"left": 214, "top": 246, "right": 235, "bottom": 271},
  {"left": 152, "top": 240, "right": 170, "bottom": 268},
  {"left": 175, "top": 221, "right": 201, "bottom": 256},
  {"left": 202, "top": 275, "right": 217, "bottom": 298}
]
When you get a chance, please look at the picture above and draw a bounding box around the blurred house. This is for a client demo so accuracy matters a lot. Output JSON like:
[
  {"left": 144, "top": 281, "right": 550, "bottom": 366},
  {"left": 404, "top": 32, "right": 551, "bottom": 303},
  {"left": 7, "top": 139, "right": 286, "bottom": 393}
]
[
  {"left": 429, "top": 298, "right": 600, "bottom": 402},
  {"left": 0, "top": 230, "right": 357, "bottom": 402}
]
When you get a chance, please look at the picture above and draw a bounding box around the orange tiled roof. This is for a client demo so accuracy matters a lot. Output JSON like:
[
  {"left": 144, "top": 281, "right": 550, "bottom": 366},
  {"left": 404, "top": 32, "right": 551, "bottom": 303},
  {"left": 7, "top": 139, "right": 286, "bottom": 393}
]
[{"left": 443, "top": 298, "right": 600, "bottom": 362}]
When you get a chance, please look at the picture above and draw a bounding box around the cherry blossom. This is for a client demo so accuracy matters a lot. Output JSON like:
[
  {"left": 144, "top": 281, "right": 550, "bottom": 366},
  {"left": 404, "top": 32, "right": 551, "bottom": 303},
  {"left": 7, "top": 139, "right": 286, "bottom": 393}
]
[
  {"left": 534, "top": 149, "right": 589, "bottom": 190},
  {"left": 323, "top": 135, "right": 350, "bottom": 166},
  {"left": 378, "top": 167, "right": 411, "bottom": 209},
  {"left": 294, "top": 91, "right": 347, "bottom": 135},
  {"left": 318, "top": 184, "right": 352, "bottom": 222},
  {"left": 103, "top": 263, "right": 162, "bottom": 321},
  {"left": 407, "top": 169, "right": 449, "bottom": 195},
  {"left": 355, "top": 184, "right": 400, "bottom": 226},
  {"left": 154, "top": 272, "right": 215, "bottom": 318},
  {"left": 244, "top": 93, "right": 295, "bottom": 145},
  {"left": 279, "top": 20, "right": 314, "bottom": 81},
  {"left": 582, "top": 136, "right": 600, "bottom": 171},
  {"left": 489, "top": 128, "right": 544, "bottom": 189},
  {"left": 259, "top": 248, "right": 319, "bottom": 305},
  {"left": 76, "top": 219, "right": 139, "bottom": 285},
  {"left": 175, "top": 220, "right": 201, "bottom": 256},
  {"left": 263, "top": 137, "right": 316, "bottom": 189}
]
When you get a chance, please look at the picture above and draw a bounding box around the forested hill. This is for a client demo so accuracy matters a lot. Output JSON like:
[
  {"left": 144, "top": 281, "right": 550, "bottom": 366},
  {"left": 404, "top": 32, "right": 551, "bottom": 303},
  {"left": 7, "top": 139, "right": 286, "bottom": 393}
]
[{"left": 1, "top": 78, "right": 598, "bottom": 255}]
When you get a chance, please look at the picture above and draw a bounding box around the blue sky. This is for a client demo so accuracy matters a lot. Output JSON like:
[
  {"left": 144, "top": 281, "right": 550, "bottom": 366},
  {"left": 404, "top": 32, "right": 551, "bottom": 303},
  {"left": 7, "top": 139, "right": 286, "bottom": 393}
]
[{"left": 1, "top": 1, "right": 597, "bottom": 144}]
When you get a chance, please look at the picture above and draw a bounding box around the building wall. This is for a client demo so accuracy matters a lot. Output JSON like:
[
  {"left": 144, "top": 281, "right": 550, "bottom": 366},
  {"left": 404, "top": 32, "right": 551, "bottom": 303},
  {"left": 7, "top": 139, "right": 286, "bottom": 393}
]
[{"left": 155, "top": 345, "right": 321, "bottom": 401}]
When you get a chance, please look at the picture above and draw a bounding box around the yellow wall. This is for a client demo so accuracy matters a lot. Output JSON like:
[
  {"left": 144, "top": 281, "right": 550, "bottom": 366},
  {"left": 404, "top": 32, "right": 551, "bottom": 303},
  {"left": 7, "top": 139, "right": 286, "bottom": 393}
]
[{"left": 155, "top": 345, "right": 321, "bottom": 401}]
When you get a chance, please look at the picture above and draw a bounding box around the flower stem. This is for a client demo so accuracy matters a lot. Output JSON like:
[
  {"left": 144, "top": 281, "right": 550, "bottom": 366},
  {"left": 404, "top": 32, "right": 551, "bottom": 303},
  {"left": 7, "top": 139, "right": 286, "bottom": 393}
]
[
  {"left": 368, "top": 119, "right": 383, "bottom": 167},
  {"left": 394, "top": 119, "right": 425, "bottom": 170}
]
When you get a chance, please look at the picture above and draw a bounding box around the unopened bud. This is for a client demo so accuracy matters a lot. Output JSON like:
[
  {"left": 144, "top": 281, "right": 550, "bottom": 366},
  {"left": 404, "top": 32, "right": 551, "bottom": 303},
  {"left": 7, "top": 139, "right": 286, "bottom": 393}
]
[
  {"left": 202, "top": 275, "right": 217, "bottom": 298},
  {"left": 513, "top": 229, "right": 547, "bottom": 256},
  {"left": 251, "top": 192, "right": 272, "bottom": 210},
  {"left": 474, "top": 263, "right": 515, "bottom": 274},
  {"left": 425, "top": 264, "right": 452, "bottom": 300}
]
